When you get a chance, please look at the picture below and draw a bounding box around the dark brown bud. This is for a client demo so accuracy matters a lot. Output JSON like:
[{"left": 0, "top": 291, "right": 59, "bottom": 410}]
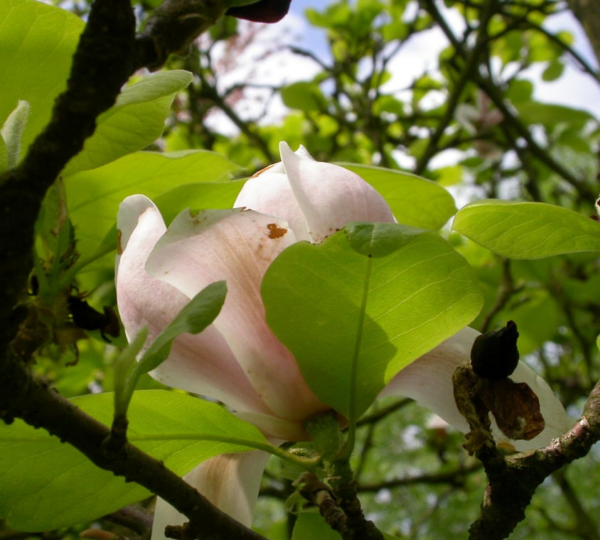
[
  {"left": 68, "top": 296, "right": 120, "bottom": 342},
  {"left": 470, "top": 321, "right": 519, "bottom": 380},
  {"left": 226, "top": 0, "right": 292, "bottom": 23}
]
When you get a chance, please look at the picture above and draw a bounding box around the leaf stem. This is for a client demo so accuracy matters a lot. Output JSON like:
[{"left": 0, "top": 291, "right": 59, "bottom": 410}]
[
  {"left": 129, "top": 434, "right": 321, "bottom": 469},
  {"left": 340, "top": 256, "right": 373, "bottom": 461}
]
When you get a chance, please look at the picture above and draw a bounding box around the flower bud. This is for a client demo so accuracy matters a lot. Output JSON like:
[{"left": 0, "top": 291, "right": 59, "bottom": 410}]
[{"left": 470, "top": 320, "right": 520, "bottom": 380}]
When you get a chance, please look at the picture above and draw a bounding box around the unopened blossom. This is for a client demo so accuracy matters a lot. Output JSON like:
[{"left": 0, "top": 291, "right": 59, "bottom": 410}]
[{"left": 115, "top": 143, "right": 570, "bottom": 538}]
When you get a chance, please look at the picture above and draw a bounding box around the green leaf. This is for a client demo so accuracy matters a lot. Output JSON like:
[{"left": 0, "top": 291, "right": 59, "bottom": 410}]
[
  {"left": 113, "top": 327, "right": 149, "bottom": 415},
  {"left": 292, "top": 513, "right": 343, "bottom": 540},
  {"left": 63, "top": 71, "right": 194, "bottom": 174},
  {"left": 432, "top": 164, "right": 463, "bottom": 187},
  {"left": 542, "top": 59, "right": 564, "bottom": 82},
  {"left": 0, "top": 0, "right": 84, "bottom": 160},
  {"left": 337, "top": 163, "right": 457, "bottom": 230},
  {"left": 291, "top": 514, "right": 397, "bottom": 540},
  {"left": 452, "top": 200, "right": 600, "bottom": 258},
  {"left": 514, "top": 102, "right": 594, "bottom": 130},
  {"left": 0, "top": 135, "right": 8, "bottom": 174},
  {"left": 65, "top": 151, "right": 242, "bottom": 262},
  {"left": 281, "top": 82, "right": 326, "bottom": 112},
  {"left": 154, "top": 180, "right": 246, "bottom": 225},
  {"left": 0, "top": 390, "right": 268, "bottom": 531},
  {"left": 1, "top": 99, "right": 30, "bottom": 169},
  {"left": 139, "top": 281, "right": 227, "bottom": 374},
  {"left": 262, "top": 225, "right": 482, "bottom": 418}
]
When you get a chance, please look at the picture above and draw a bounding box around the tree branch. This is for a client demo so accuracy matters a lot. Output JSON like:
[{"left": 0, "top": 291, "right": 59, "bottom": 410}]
[
  {"left": 415, "top": 0, "right": 498, "bottom": 174},
  {"left": 0, "top": 0, "right": 267, "bottom": 538},
  {"left": 453, "top": 363, "right": 600, "bottom": 540},
  {"left": 421, "top": 0, "right": 596, "bottom": 200}
]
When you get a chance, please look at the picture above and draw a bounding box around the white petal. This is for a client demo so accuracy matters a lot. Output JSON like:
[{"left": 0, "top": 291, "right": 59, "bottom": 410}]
[
  {"left": 146, "top": 208, "right": 328, "bottom": 422},
  {"left": 234, "top": 171, "right": 310, "bottom": 241},
  {"left": 279, "top": 142, "right": 395, "bottom": 243},
  {"left": 151, "top": 451, "right": 270, "bottom": 539},
  {"left": 380, "top": 327, "right": 571, "bottom": 451},
  {"left": 116, "top": 196, "right": 272, "bottom": 415}
]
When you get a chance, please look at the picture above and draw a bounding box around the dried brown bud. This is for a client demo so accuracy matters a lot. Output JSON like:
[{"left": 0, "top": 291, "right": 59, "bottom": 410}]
[
  {"left": 226, "top": 0, "right": 292, "bottom": 23},
  {"left": 470, "top": 320, "right": 519, "bottom": 379},
  {"left": 481, "top": 378, "right": 545, "bottom": 440}
]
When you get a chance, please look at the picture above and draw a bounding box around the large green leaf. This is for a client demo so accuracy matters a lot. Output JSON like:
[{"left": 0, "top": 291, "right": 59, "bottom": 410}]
[
  {"left": 0, "top": 390, "right": 267, "bottom": 531},
  {"left": 262, "top": 223, "right": 482, "bottom": 418},
  {"left": 65, "top": 150, "right": 242, "bottom": 261},
  {"left": 0, "top": 0, "right": 84, "bottom": 161},
  {"left": 63, "top": 70, "right": 193, "bottom": 175},
  {"left": 452, "top": 200, "right": 600, "bottom": 258},
  {"left": 338, "top": 163, "right": 457, "bottom": 230}
]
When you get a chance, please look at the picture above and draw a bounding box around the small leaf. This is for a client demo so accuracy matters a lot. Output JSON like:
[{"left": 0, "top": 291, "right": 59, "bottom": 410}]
[
  {"left": 0, "top": 391, "right": 268, "bottom": 531},
  {"left": 281, "top": 82, "right": 326, "bottom": 112},
  {"left": 1, "top": 99, "right": 30, "bottom": 169},
  {"left": 0, "top": 0, "right": 84, "bottom": 156},
  {"left": 542, "top": 59, "right": 564, "bottom": 82},
  {"left": 262, "top": 226, "right": 482, "bottom": 418},
  {"left": 0, "top": 135, "right": 7, "bottom": 173},
  {"left": 453, "top": 200, "right": 600, "bottom": 258},
  {"left": 345, "top": 222, "right": 422, "bottom": 258},
  {"left": 63, "top": 71, "right": 194, "bottom": 174},
  {"left": 113, "top": 326, "right": 148, "bottom": 416},
  {"left": 337, "top": 163, "right": 457, "bottom": 230},
  {"left": 139, "top": 281, "right": 227, "bottom": 374}
]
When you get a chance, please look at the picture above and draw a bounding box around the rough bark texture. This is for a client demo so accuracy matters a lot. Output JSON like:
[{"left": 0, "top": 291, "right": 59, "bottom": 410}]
[
  {"left": 0, "top": 1, "right": 269, "bottom": 538},
  {"left": 567, "top": 0, "right": 600, "bottom": 69}
]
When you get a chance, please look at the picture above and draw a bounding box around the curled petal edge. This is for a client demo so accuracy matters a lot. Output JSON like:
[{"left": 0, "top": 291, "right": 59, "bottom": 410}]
[{"left": 380, "top": 327, "right": 571, "bottom": 451}]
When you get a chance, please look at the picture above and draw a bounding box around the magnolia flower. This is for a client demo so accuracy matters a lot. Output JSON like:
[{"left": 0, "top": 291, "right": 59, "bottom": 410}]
[{"left": 115, "top": 143, "right": 570, "bottom": 539}]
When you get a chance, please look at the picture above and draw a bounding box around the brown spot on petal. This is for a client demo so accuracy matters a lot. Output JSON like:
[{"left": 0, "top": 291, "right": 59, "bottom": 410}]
[
  {"left": 116, "top": 230, "right": 123, "bottom": 255},
  {"left": 251, "top": 163, "right": 277, "bottom": 178},
  {"left": 267, "top": 223, "right": 288, "bottom": 239}
]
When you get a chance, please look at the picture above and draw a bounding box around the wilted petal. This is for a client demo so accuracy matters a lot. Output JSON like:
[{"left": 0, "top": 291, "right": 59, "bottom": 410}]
[
  {"left": 116, "top": 196, "right": 272, "bottom": 415},
  {"left": 234, "top": 169, "right": 310, "bottom": 241},
  {"left": 151, "top": 451, "right": 270, "bottom": 540},
  {"left": 146, "top": 207, "right": 328, "bottom": 421},
  {"left": 279, "top": 142, "right": 395, "bottom": 243},
  {"left": 380, "top": 327, "right": 570, "bottom": 451}
]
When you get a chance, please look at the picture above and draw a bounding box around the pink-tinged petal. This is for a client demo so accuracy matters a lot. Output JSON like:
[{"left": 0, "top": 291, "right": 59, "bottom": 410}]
[
  {"left": 235, "top": 411, "right": 308, "bottom": 441},
  {"left": 146, "top": 208, "right": 328, "bottom": 422},
  {"left": 234, "top": 170, "right": 310, "bottom": 241},
  {"left": 116, "top": 196, "right": 273, "bottom": 415},
  {"left": 380, "top": 327, "right": 570, "bottom": 451},
  {"left": 279, "top": 142, "right": 395, "bottom": 243},
  {"left": 151, "top": 451, "right": 270, "bottom": 540}
]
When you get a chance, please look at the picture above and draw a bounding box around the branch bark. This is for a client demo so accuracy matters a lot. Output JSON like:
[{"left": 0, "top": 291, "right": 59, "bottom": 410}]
[
  {"left": 0, "top": 0, "right": 268, "bottom": 538},
  {"left": 453, "top": 364, "right": 600, "bottom": 540}
]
